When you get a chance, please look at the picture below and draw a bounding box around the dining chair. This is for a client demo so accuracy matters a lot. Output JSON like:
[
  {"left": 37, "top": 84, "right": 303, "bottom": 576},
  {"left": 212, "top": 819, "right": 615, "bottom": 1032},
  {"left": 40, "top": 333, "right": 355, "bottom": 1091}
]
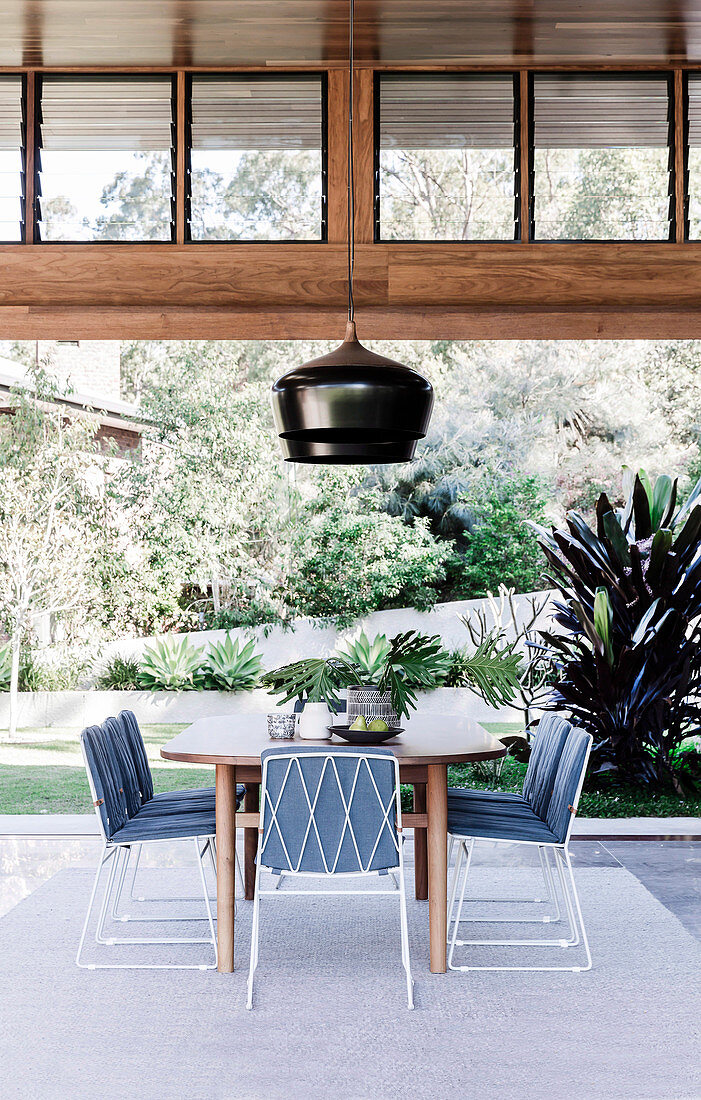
[
  {"left": 447, "top": 714, "right": 572, "bottom": 924},
  {"left": 76, "top": 715, "right": 220, "bottom": 969},
  {"left": 247, "top": 745, "right": 414, "bottom": 1009},
  {"left": 447, "top": 725, "right": 593, "bottom": 972},
  {"left": 107, "top": 710, "right": 244, "bottom": 913}
]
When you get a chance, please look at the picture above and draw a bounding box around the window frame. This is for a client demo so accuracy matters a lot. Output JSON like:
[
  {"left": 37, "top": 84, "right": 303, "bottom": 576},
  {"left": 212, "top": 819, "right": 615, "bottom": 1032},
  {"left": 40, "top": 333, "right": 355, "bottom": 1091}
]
[
  {"left": 34, "top": 71, "right": 178, "bottom": 245},
  {"left": 529, "top": 70, "right": 676, "bottom": 244},
  {"left": 185, "top": 71, "right": 328, "bottom": 244},
  {"left": 373, "top": 70, "right": 522, "bottom": 244}
]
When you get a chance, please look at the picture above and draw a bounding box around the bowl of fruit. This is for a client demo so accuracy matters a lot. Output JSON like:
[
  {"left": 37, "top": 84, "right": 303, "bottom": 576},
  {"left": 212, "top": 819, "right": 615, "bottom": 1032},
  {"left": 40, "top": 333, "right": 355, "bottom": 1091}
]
[{"left": 329, "top": 715, "right": 404, "bottom": 744}]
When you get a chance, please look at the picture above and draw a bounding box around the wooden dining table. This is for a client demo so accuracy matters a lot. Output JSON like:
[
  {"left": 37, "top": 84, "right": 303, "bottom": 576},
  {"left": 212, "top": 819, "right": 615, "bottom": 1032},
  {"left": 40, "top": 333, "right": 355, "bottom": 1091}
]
[{"left": 161, "top": 713, "right": 506, "bottom": 974}]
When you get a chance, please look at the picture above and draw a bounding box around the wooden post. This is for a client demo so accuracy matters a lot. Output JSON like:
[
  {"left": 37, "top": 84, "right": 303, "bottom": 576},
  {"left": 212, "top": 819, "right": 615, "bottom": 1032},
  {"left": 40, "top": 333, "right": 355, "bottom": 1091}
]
[
  {"left": 519, "top": 70, "right": 531, "bottom": 242},
  {"left": 413, "top": 783, "right": 428, "bottom": 900},
  {"left": 215, "top": 762, "right": 237, "bottom": 972},
  {"left": 244, "top": 782, "right": 259, "bottom": 901},
  {"left": 674, "top": 69, "right": 686, "bottom": 244},
  {"left": 24, "top": 71, "right": 36, "bottom": 243},
  {"left": 352, "top": 67, "right": 375, "bottom": 244},
  {"left": 326, "top": 67, "right": 349, "bottom": 244},
  {"left": 427, "top": 763, "right": 448, "bottom": 973}
]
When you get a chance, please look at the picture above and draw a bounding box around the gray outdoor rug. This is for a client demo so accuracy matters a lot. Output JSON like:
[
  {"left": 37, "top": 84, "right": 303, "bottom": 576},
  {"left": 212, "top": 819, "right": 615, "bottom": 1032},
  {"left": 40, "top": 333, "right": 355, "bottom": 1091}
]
[{"left": 0, "top": 865, "right": 699, "bottom": 1100}]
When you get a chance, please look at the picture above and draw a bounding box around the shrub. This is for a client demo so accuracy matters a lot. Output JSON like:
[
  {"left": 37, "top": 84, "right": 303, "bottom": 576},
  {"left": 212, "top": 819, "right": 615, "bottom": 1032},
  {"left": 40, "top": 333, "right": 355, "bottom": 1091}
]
[
  {"left": 452, "top": 474, "right": 547, "bottom": 598},
  {"left": 536, "top": 468, "right": 701, "bottom": 793},
  {"left": 201, "top": 634, "right": 264, "bottom": 691},
  {"left": 137, "top": 636, "right": 205, "bottom": 691},
  {"left": 287, "top": 507, "right": 451, "bottom": 628},
  {"left": 94, "top": 654, "right": 142, "bottom": 691}
]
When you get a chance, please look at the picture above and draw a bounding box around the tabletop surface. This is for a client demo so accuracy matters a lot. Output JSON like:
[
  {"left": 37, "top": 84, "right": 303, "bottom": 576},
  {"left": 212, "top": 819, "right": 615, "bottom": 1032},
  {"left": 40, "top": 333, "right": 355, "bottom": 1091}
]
[{"left": 161, "top": 713, "right": 506, "bottom": 767}]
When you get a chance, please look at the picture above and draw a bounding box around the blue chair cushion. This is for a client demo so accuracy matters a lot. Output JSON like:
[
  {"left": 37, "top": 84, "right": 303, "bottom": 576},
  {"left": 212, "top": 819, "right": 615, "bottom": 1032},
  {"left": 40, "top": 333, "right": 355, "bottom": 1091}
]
[
  {"left": 138, "top": 785, "right": 245, "bottom": 814},
  {"left": 448, "top": 789, "right": 527, "bottom": 808},
  {"left": 111, "top": 807, "right": 216, "bottom": 843},
  {"left": 448, "top": 804, "right": 560, "bottom": 845}
]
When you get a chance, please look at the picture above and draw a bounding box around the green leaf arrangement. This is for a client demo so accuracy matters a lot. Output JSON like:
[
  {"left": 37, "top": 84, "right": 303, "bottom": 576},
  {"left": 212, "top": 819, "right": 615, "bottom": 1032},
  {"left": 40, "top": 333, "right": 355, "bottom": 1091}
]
[
  {"left": 377, "top": 630, "right": 453, "bottom": 720},
  {"left": 261, "top": 656, "right": 358, "bottom": 708},
  {"left": 201, "top": 634, "right": 264, "bottom": 691},
  {"left": 442, "top": 633, "right": 523, "bottom": 710}
]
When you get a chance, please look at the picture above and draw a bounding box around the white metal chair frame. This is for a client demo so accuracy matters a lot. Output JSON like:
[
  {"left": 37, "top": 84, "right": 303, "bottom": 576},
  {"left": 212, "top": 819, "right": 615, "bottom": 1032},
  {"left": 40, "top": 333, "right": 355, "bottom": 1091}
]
[
  {"left": 447, "top": 737, "right": 593, "bottom": 973},
  {"left": 247, "top": 749, "right": 414, "bottom": 1009},
  {"left": 76, "top": 738, "right": 218, "bottom": 971}
]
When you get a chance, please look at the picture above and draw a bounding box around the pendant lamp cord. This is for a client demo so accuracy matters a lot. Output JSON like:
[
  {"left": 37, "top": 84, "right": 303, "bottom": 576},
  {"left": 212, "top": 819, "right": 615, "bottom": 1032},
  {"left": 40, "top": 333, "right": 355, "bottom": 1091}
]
[{"left": 347, "top": 0, "right": 355, "bottom": 323}]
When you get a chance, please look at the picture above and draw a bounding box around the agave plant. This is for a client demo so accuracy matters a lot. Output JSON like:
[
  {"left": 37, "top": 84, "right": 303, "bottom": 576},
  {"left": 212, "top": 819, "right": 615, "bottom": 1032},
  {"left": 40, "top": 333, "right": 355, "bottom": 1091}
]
[
  {"left": 202, "top": 634, "right": 264, "bottom": 691},
  {"left": 335, "top": 630, "right": 392, "bottom": 684},
  {"left": 534, "top": 467, "right": 701, "bottom": 792},
  {"left": 137, "top": 636, "right": 205, "bottom": 691}
]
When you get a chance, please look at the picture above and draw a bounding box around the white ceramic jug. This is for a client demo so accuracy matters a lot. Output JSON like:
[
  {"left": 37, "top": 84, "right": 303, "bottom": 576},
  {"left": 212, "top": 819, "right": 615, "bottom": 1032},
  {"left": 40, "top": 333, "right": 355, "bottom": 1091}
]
[{"left": 297, "top": 700, "right": 332, "bottom": 740}]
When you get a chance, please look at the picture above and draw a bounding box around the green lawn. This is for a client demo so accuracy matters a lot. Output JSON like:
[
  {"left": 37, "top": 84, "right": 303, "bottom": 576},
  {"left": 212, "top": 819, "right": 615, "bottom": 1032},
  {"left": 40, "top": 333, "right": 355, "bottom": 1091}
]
[{"left": 1, "top": 722, "right": 699, "bottom": 818}]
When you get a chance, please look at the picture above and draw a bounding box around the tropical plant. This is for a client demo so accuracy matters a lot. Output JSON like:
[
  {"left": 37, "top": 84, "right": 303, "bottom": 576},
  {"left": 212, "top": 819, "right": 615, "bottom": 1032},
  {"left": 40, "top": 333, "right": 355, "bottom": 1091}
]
[
  {"left": 335, "top": 631, "right": 392, "bottom": 684},
  {"left": 201, "top": 634, "right": 264, "bottom": 691},
  {"left": 445, "top": 635, "right": 524, "bottom": 710},
  {"left": 137, "top": 636, "right": 205, "bottom": 691},
  {"left": 94, "top": 654, "right": 142, "bottom": 691},
  {"left": 375, "top": 631, "right": 453, "bottom": 719},
  {"left": 534, "top": 467, "right": 701, "bottom": 793},
  {"left": 455, "top": 585, "right": 556, "bottom": 727},
  {"left": 262, "top": 656, "right": 357, "bottom": 709}
]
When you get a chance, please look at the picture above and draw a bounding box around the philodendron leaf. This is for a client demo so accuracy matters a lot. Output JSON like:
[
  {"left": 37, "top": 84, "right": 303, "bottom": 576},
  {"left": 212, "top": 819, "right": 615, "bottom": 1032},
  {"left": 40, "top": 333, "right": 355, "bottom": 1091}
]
[{"left": 593, "top": 587, "right": 614, "bottom": 668}]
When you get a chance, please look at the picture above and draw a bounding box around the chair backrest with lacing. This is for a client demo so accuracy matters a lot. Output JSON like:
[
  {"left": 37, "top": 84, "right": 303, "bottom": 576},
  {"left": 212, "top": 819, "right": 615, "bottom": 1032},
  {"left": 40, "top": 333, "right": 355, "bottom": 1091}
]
[{"left": 259, "top": 746, "right": 401, "bottom": 876}]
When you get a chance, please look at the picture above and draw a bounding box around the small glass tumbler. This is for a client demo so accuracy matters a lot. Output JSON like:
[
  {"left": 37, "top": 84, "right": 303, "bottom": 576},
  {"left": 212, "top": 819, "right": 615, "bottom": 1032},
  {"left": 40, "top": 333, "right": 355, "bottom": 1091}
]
[{"left": 267, "top": 713, "right": 297, "bottom": 740}]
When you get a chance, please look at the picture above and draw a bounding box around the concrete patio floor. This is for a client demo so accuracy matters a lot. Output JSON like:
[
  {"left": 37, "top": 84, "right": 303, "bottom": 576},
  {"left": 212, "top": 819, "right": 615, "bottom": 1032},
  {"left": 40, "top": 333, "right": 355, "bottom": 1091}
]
[{"left": 0, "top": 826, "right": 699, "bottom": 1099}]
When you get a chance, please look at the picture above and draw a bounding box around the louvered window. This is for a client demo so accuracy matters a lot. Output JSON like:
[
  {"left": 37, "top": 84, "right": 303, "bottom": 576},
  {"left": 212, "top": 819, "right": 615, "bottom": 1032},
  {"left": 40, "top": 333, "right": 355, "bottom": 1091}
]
[
  {"left": 0, "top": 76, "right": 24, "bottom": 242},
  {"left": 37, "top": 76, "right": 174, "bottom": 241},
  {"left": 377, "top": 74, "right": 518, "bottom": 240},
  {"left": 687, "top": 75, "right": 701, "bottom": 238},
  {"left": 532, "top": 75, "right": 672, "bottom": 240},
  {"left": 189, "top": 75, "right": 326, "bottom": 240}
]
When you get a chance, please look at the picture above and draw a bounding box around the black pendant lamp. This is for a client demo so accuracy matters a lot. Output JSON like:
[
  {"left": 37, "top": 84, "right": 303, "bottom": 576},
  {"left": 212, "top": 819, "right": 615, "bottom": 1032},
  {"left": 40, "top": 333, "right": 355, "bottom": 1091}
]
[{"left": 271, "top": 0, "right": 434, "bottom": 464}]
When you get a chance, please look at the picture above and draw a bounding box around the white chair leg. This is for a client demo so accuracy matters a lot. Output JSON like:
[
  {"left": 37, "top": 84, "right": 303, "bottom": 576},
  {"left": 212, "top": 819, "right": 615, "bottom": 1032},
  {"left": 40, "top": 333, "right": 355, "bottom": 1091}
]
[
  {"left": 80, "top": 839, "right": 219, "bottom": 966},
  {"left": 247, "top": 857, "right": 263, "bottom": 1010},
  {"left": 448, "top": 841, "right": 561, "bottom": 923},
  {"left": 397, "top": 862, "right": 414, "bottom": 1009},
  {"left": 110, "top": 838, "right": 217, "bottom": 924},
  {"left": 76, "top": 845, "right": 115, "bottom": 968},
  {"left": 448, "top": 839, "right": 474, "bottom": 970},
  {"left": 448, "top": 843, "right": 592, "bottom": 972}
]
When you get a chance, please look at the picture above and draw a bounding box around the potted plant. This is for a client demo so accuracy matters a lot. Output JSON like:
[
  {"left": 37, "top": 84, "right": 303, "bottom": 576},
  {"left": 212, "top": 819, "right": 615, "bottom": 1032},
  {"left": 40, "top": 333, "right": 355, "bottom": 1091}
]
[{"left": 336, "top": 630, "right": 453, "bottom": 724}]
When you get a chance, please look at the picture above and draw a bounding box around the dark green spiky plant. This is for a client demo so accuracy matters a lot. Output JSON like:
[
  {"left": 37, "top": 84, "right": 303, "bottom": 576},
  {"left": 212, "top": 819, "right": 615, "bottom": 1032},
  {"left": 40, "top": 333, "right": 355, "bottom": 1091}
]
[{"left": 534, "top": 468, "right": 701, "bottom": 793}]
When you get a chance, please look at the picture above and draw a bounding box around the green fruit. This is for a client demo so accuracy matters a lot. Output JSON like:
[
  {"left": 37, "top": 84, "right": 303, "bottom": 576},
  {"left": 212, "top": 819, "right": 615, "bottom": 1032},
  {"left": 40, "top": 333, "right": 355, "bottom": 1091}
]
[
  {"left": 349, "top": 715, "right": 367, "bottom": 731},
  {"left": 368, "top": 718, "right": 389, "bottom": 733}
]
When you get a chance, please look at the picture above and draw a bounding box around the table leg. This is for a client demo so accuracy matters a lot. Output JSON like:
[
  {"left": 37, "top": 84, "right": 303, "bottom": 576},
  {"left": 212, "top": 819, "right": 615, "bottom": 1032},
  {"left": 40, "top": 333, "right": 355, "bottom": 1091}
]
[
  {"left": 427, "top": 763, "right": 448, "bottom": 974},
  {"left": 413, "top": 783, "right": 428, "bottom": 900},
  {"left": 215, "top": 763, "right": 237, "bottom": 973},
  {"left": 244, "top": 783, "right": 259, "bottom": 901}
]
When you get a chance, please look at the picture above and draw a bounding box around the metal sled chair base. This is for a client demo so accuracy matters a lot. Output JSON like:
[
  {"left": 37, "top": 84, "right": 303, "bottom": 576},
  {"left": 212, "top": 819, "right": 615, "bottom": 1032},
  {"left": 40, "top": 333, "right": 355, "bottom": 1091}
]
[
  {"left": 446, "top": 836, "right": 561, "bottom": 927},
  {"left": 447, "top": 838, "right": 592, "bottom": 973},
  {"left": 76, "top": 836, "right": 218, "bottom": 970}
]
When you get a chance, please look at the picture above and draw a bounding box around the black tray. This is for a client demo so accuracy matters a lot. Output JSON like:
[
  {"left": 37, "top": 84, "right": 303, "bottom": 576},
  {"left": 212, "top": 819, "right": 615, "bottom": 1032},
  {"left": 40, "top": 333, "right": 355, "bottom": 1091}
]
[{"left": 328, "top": 725, "right": 404, "bottom": 745}]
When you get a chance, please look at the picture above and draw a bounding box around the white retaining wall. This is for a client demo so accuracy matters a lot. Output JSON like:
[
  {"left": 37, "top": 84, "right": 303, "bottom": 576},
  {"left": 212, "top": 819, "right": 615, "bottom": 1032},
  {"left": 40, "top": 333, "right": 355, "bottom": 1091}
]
[
  {"left": 98, "top": 590, "right": 557, "bottom": 670},
  {"left": 0, "top": 687, "right": 537, "bottom": 730}
]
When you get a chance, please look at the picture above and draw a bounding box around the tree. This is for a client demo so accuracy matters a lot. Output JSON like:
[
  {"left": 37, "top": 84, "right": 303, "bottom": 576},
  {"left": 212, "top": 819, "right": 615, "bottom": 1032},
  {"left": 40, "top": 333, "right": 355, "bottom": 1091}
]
[{"left": 0, "top": 369, "right": 98, "bottom": 737}]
